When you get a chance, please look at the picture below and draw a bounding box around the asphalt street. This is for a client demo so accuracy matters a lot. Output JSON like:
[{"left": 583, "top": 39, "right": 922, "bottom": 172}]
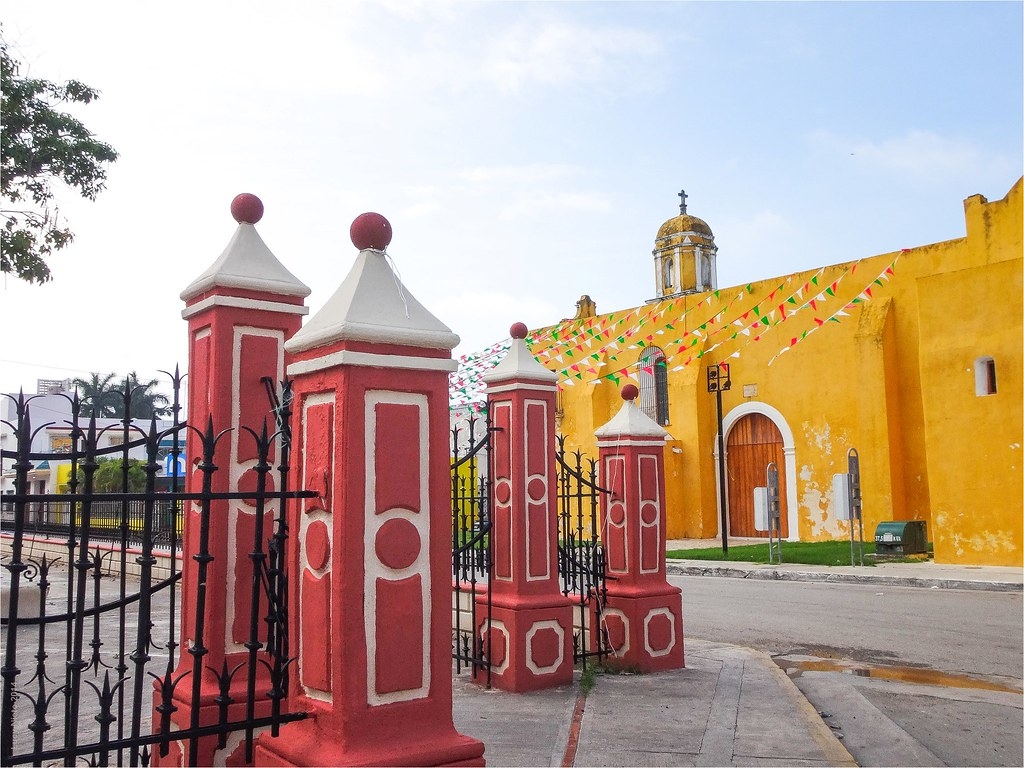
[{"left": 674, "top": 573, "right": 1023, "bottom": 767}]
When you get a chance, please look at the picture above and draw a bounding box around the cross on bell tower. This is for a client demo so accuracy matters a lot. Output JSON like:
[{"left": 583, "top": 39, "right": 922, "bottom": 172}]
[{"left": 650, "top": 188, "right": 718, "bottom": 303}]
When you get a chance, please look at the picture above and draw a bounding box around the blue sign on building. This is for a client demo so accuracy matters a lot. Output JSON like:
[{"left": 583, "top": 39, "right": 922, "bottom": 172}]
[{"left": 164, "top": 454, "right": 185, "bottom": 477}]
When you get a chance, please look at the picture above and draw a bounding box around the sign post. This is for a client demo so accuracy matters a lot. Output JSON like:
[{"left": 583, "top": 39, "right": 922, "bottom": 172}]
[
  {"left": 707, "top": 363, "right": 731, "bottom": 555},
  {"left": 766, "top": 462, "right": 781, "bottom": 564},
  {"left": 848, "top": 448, "right": 864, "bottom": 565}
]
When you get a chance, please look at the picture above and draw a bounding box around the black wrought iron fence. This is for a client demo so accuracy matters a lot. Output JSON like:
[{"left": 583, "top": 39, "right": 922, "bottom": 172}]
[
  {"left": 555, "top": 434, "right": 612, "bottom": 667},
  {"left": 450, "top": 413, "right": 494, "bottom": 686},
  {"left": 1, "top": 498, "right": 183, "bottom": 549},
  {"left": 0, "top": 376, "right": 314, "bottom": 767}
]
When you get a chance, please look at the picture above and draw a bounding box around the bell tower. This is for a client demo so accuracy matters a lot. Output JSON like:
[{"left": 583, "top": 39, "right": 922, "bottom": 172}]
[{"left": 650, "top": 189, "right": 718, "bottom": 302}]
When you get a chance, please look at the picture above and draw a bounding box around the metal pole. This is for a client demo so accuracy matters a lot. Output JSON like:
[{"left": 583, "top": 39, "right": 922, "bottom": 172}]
[
  {"left": 849, "top": 474, "right": 856, "bottom": 567},
  {"left": 849, "top": 448, "right": 864, "bottom": 566},
  {"left": 716, "top": 387, "right": 728, "bottom": 555}
]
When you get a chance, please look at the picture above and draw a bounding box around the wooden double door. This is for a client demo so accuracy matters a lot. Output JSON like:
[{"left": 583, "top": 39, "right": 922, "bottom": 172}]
[{"left": 726, "top": 413, "right": 788, "bottom": 538}]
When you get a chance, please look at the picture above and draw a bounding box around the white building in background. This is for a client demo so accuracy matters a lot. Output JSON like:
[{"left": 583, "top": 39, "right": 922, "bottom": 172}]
[{"left": 0, "top": 380, "right": 184, "bottom": 503}]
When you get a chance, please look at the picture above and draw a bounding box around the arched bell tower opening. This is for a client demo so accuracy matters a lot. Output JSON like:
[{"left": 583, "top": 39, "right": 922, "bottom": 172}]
[{"left": 650, "top": 189, "right": 718, "bottom": 302}]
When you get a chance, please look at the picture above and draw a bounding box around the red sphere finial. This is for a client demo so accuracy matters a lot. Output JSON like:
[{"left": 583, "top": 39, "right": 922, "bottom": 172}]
[
  {"left": 231, "top": 193, "right": 264, "bottom": 224},
  {"left": 350, "top": 212, "right": 393, "bottom": 251},
  {"left": 510, "top": 322, "right": 528, "bottom": 340},
  {"left": 621, "top": 384, "right": 639, "bottom": 401}
]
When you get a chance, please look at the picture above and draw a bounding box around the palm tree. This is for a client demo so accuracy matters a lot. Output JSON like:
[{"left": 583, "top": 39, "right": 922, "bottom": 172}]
[
  {"left": 119, "top": 372, "right": 171, "bottom": 419},
  {"left": 73, "top": 372, "right": 120, "bottom": 417}
]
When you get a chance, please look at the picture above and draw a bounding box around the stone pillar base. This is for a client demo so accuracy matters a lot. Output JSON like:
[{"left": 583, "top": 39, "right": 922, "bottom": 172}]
[
  {"left": 254, "top": 717, "right": 485, "bottom": 767},
  {"left": 478, "top": 596, "right": 575, "bottom": 692},
  {"left": 150, "top": 674, "right": 273, "bottom": 767},
  {"left": 599, "top": 586, "right": 684, "bottom": 672}
]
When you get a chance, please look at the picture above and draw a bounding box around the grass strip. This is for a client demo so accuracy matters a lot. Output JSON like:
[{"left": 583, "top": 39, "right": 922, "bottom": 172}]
[{"left": 667, "top": 539, "right": 931, "bottom": 566}]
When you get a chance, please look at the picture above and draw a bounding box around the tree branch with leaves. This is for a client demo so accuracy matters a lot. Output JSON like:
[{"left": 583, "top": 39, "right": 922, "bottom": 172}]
[{"left": 1, "top": 32, "right": 118, "bottom": 283}]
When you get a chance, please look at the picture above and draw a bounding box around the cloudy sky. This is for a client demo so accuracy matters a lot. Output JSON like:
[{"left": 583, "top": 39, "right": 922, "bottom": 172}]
[{"left": 1, "top": 1, "right": 1021, "bottom": 396}]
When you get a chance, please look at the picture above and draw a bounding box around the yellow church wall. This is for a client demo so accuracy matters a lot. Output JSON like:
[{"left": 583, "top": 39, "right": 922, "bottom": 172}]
[
  {"left": 525, "top": 178, "right": 1022, "bottom": 564},
  {"left": 852, "top": 297, "right": 911, "bottom": 532},
  {"left": 705, "top": 266, "right": 875, "bottom": 543},
  {"left": 915, "top": 257, "right": 1022, "bottom": 565}
]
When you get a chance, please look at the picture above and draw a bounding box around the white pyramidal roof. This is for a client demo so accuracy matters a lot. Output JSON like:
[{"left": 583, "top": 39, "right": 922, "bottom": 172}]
[
  {"left": 595, "top": 399, "right": 670, "bottom": 440},
  {"left": 482, "top": 336, "right": 557, "bottom": 384},
  {"left": 285, "top": 249, "right": 460, "bottom": 353},
  {"left": 180, "top": 224, "right": 311, "bottom": 302}
]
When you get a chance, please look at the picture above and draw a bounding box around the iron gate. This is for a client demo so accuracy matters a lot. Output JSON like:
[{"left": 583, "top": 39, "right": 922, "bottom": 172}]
[
  {"left": 0, "top": 375, "right": 313, "bottom": 766},
  {"left": 450, "top": 413, "right": 493, "bottom": 686},
  {"left": 450, "top": 421, "right": 611, "bottom": 677},
  {"left": 555, "top": 435, "right": 611, "bottom": 667}
]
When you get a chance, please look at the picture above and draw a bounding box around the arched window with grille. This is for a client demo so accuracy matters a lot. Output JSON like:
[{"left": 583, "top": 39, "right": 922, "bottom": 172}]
[{"left": 638, "top": 346, "right": 670, "bottom": 425}]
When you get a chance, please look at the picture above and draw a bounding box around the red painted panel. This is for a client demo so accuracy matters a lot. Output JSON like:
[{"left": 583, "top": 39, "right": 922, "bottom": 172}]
[
  {"left": 640, "top": 505, "right": 660, "bottom": 573},
  {"left": 305, "top": 520, "right": 331, "bottom": 571},
  {"left": 604, "top": 455, "right": 625, "bottom": 501},
  {"left": 525, "top": 401, "right": 548, "bottom": 479},
  {"left": 607, "top": 502, "right": 627, "bottom": 573},
  {"left": 639, "top": 454, "right": 657, "bottom": 505},
  {"left": 646, "top": 611, "right": 673, "bottom": 654},
  {"left": 237, "top": 466, "right": 275, "bottom": 505},
  {"left": 605, "top": 456, "right": 628, "bottom": 573},
  {"left": 375, "top": 518, "right": 421, "bottom": 570},
  {"left": 528, "top": 626, "right": 561, "bottom": 668},
  {"left": 190, "top": 330, "right": 211, "bottom": 462},
  {"left": 603, "top": 613, "right": 627, "bottom": 653},
  {"left": 482, "top": 623, "right": 507, "bottom": 667},
  {"left": 301, "top": 571, "right": 332, "bottom": 691},
  {"left": 238, "top": 334, "right": 281, "bottom": 463},
  {"left": 232, "top": 511, "right": 266, "bottom": 644},
  {"left": 492, "top": 403, "right": 511, "bottom": 480},
  {"left": 303, "top": 400, "right": 334, "bottom": 514},
  {"left": 493, "top": 502, "right": 512, "bottom": 579},
  {"left": 374, "top": 403, "right": 421, "bottom": 515},
  {"left": 527, "top": 502, "right": 549, "bottom": 579},
  {"left": 492, "top": 403, "right": 512, "bottom": 579},
  {"left": 639, "top": 455, "right": 661, "bottom": 573},
  {"left": 374, "top": 575, "right": 424, "bottom": 694}
]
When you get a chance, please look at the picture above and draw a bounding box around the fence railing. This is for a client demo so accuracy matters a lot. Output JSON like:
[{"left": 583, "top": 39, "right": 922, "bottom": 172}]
[{"left": 0, "top": 498, "right": 183, "bottom": 549}]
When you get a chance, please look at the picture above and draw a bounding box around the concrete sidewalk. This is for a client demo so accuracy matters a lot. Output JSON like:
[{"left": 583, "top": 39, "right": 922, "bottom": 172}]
[
  {"left": 453, "top": 639, "right": 856, "bottom": 767},
  {"left": 453, "top": 545, "right": 1021, "bottom": 767}
]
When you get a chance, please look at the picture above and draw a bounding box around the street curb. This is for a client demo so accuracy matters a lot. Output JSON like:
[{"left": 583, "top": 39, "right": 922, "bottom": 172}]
[
  {"left": 742, "top": 645, "right": 859, "bottom": 767},
  {"left": 666, "top": 561, "right": 1024, "bottom": 593}
]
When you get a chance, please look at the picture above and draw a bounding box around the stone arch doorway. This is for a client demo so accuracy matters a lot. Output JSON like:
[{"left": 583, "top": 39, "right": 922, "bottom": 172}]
[{"left": 726, "top": 413, "right": 788, "bottom": 538}]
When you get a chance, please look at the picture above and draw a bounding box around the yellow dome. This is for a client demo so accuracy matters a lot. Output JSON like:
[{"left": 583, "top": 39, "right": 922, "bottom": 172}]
[{"left": 656, "top": 214, "right": 714, "bottom": 240}]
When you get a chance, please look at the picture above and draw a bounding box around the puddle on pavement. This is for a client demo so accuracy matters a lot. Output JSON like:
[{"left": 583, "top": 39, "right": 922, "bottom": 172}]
[{"left": 777, "top": 658, "right": 1022, "bottom": 694}]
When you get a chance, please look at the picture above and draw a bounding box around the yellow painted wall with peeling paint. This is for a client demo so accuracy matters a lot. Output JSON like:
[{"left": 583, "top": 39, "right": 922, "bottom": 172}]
[{"left": 533, "top": 178, "right": 1022, "bottom": 566}]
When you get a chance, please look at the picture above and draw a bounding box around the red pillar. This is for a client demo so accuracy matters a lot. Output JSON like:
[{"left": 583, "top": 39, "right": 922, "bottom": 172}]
[
  {"left": 253, "top": 213, "right": 484, "bottom": 767},
  {"left": 479, "top": 322, "right": 575, "bottom": 692},
  {"left": 157, "top": 194, "right": 310, "bottom": 766},
  {"left": 595, "top": 384, "right": 684, "bottom": 672}
]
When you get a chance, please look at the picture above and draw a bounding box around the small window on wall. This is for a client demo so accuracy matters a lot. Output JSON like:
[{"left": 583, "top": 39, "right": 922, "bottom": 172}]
[
  {"left": 638, "top": 346, "right": 670, "bottom": 425},
  {"left": 974, "top": 357, "right": 998, "bottom": 396}
]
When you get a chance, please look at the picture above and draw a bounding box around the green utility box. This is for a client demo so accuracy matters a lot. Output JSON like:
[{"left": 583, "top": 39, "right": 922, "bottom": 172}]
[{"left": 874, "top": 520, "right": 928, "bottom": 555}]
